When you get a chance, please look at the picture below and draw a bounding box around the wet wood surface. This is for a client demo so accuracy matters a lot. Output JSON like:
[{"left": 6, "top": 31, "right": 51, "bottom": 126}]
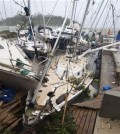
[{"left": 71, "top": 106, "right": 97, "bottom": 134}]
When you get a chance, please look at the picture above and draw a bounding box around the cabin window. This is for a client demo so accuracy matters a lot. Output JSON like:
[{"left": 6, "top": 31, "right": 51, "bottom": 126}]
[{"left": 0, "top": 44, "right": 4, "bottom": 49}]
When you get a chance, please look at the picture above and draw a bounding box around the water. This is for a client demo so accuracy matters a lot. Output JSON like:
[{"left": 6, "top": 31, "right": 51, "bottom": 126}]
[
  {"left": 0, "top": 26, "right": 17, "bottom": 32},
  {"left": 0, "top": 26, "right": 59, "bottom": 32}
]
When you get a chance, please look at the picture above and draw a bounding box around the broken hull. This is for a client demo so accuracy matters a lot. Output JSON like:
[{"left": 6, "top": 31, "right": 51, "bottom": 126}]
[{"left": 0, "top": 69, "right": 39, "bottom": 90}]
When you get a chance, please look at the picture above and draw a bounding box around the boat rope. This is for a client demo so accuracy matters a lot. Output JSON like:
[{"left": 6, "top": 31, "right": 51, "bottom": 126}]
[
  {"left": 6, "top": 41, "right": 14, "bottom": 68},
  {"left": 23, "top": 0, "right": 26, "bottom": 7},
  {"left": 13, "top": 0, "right": 24, "bottom": 8},
  {"left": 0, "top": 11, "right": 4, "bottom": 31},
  {"left": 90, "top": 3, "right": 99, "bottom": 21},
  {"left": 10, "top": 1, "right": 13, "bottom": 17},
  {"left": 3, "top": 0, "right": 15, "bottom": 67},
  {"left": 38, "top": 82, "right": 75, "bottom": 125},
  {"left": 94, "top": 0, "right": 110, "bottom": 31},
  {"left": 87, "top": 0, "right": 95, "bottom": 17},
  {"left": 88, "top": 0, "right": 104, "bottom": 34},
  {"left": 3, "top": 0, "right": 9, "bottom": 31},
  {"left": 101, "top": 5, "right": 111, "bottom": 33},
  {"left": 76, "top": 1, "right": 84, "bottom": 21},
  {"left": 0, "top": 11, "right": 3, "bottom": 20},
  {"left": 74, "top": 0, "right": 91, "bottom": 60},
  {"left": 46, "top": 0, "right": 59, "bottom": 25},
  {"left": 41, "top": 0, "right": 46, "bottom": 40}
]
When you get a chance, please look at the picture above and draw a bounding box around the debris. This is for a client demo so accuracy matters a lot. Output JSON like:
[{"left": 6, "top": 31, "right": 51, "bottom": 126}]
[
  {"left": 73, "top": 94, "right": 103, "bottom": 110},
  {"left": 0, "top": 89, "right": 27, "bottom": 132}
]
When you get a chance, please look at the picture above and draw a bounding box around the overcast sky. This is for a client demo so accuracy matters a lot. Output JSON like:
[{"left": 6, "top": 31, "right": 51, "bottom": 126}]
[{"left": 0, "top": 0, "right": 120, "bottom": 29}]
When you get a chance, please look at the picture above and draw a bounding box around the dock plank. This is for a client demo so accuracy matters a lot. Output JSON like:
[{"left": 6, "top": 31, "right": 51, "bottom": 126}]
[
  {"left": 76, "top": 109, "right": 84, "bottom": 130},
  {"left": 87, "top": 110, "right": 97, "bottom": 134},
  {"left": 82, "top": 110, "right": 93, "bottom": 134},
  {"left": 77, "top": 109, "right": 88, "bottom": 134}
]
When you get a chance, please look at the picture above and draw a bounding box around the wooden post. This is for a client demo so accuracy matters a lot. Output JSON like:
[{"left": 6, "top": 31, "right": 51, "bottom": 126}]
[{"left": 61, "top": 93, "right": 68, "bottom": 125}]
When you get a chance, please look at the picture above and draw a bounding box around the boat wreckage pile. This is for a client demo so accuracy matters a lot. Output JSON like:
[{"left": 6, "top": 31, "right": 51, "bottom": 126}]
[{"left": 0, "top": 0, "right": 120, "bottom": 133}]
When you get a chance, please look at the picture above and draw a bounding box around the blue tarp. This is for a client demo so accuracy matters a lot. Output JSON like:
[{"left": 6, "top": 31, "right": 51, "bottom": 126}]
[
  {"left": 0, "top": 88, "right": 15, "bottom": 103},
  {"left": 116, "top": 34, "right": 120, "bottom": 41},
  {"left": 103, "top": 85, "right": 112, "bottom": 91}
]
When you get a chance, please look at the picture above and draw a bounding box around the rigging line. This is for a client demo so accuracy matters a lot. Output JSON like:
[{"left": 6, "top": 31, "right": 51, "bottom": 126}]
[
  {"left": 76, "top": 0, "right": 91, "bottom": 46},
  {"left": 3, "top": 0, "right": 9, "bottom": 31},
  {"left": 10, "top": 1, "right": 13, "bottom": 17},
  {"left": 87, "top": 0, "right": 96, "bottom": 15},
  {"left": 101, "top": 5, "right": 111, "bottom": 33},
  {"left": 46, "top": 0, "right": 59, "bottom": 25},
  {"left": 0, "top": 11, "right": 3, "bottom": 20},
  {"left": 94, "top": 0, "right": 110, "bottom": 31},
  {"left": 88, "top": 0, "right": 104, "bottom": 34},
  {"left": 13, "top": 0, "right": 24, "bottom": 8},
  {"left": 76, "top": 1, "right": 84, "bottom": 20},
  {"left": 41, "top": 0, "right": 46, "bottom": 40},
  {"left": 85, "top": 2, "right": 98, "bottom": 26},
  {"left": 70, "top": 0, "right": 76, "bottom": 23},
  {"left": 6, "top": 41, "right": 14, "bottom": 68},
  {"left": 90, "top": 3, "right": 100, "bottom": 21},
  {"left": 23, "top": 0, "right": 26, "bottom": 7}
]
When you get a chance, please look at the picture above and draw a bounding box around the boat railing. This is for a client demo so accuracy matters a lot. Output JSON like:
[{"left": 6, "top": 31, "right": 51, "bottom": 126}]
[{"left": 32, "top": 55, "right": 49, "bottom": 76}]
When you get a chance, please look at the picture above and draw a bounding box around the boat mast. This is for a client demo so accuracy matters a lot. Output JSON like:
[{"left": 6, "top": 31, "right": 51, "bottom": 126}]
[
  {"left": 74, "top": 0, "right": 91, "bottom": 60},
  {"left": 111, "top": 4, "right": 116, "bottom": 42},
  {"left": 32, "top": 0, "right": 73, "bottom": 103},
  {"left": 27, "top": 0, "right": 38, "bottom": 57},
  {"left": 28, "top": 0, "right": 30, "bottom": 15},
  {"left": 70, "top": 0, "right": 76, "bottom": 26}
]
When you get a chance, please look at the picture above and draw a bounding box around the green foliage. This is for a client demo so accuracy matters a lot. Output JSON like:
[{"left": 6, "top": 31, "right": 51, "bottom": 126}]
[
  {"left": 36, "top": 110, "right": 76, "bottom": 134},
  {"left": 0, "top": 14, "right": 70, "bottom": 26},
  {"left": 1, "top": 129, "right": 16, "bottom": 134},
  {"left": 68, "top": 76, "right": 82, "bottom": 86},
  {"left": 83, "top": 88, "right": 91, "bottom": 99}
]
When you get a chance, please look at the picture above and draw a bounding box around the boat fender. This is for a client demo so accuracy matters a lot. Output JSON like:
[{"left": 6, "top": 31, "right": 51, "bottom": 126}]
[{"left": 56, "top": 93, "right": 67, "bottom": 105}]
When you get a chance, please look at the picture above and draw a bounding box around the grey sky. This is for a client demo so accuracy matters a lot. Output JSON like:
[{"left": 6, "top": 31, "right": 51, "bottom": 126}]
[{"left": 0, "top": 0, "right": 120, "bottom": 29}]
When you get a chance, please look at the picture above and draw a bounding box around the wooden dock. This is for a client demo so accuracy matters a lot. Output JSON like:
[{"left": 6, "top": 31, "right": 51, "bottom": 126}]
[
  {"left": 72, "top": 106, "right": 97, "bottom": 134},
  {"left": 94, "top": 50, "right": 120, "bottom": 134},
  {"left": 99, "top": 50, "right": 117, "bottom": 91},
  {"left": 71, "top": 49, "right": 120, "bottom": 134}
]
